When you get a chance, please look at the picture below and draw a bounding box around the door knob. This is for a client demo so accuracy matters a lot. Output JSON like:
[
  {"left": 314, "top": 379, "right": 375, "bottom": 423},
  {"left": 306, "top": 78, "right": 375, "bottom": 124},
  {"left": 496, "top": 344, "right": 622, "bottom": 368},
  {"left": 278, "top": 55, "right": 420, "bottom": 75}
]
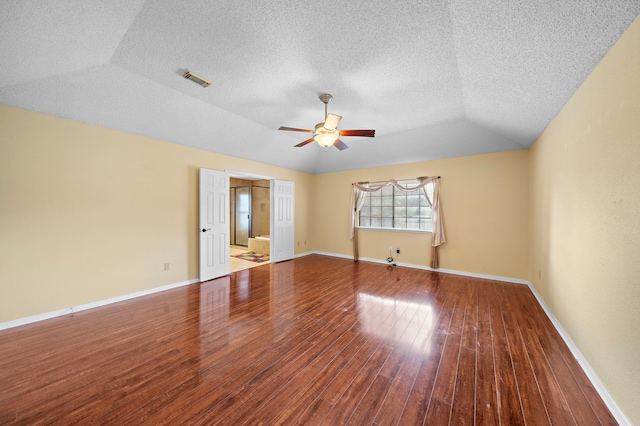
[{"left": 201, "top": 228, "right": 211, "bottom": 232}]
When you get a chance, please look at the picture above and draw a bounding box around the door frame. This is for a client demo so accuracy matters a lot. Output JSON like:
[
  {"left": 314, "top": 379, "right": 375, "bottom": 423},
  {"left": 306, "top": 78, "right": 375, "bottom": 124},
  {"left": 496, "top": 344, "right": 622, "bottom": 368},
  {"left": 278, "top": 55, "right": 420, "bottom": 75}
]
[
  {"left": 227, "top": 170, "right": 274, "bottom": 258},
  {"left": 226, "top": 170, "right": 295, "bottom": 265}
]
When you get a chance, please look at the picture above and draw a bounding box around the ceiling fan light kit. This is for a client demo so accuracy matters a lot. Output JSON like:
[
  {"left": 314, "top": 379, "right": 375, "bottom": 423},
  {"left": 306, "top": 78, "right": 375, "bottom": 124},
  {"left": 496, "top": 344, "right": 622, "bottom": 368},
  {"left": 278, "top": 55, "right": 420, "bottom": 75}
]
[
  {"left": 314, "top": 132, "right": 338, "bottom": 148},
  {"left": 278, "top": 93, "right": 375, "bottom": 151}
]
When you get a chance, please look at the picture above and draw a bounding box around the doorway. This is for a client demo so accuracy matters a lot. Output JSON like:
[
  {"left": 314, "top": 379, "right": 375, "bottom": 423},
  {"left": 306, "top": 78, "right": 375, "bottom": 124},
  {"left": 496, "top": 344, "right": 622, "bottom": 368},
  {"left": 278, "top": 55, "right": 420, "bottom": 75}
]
[
  {"left": 199, "top": 169, "right": 296, "bottom": 280},
  {"left": 229, "top": 177, "right": 271, "bottom": 272}
]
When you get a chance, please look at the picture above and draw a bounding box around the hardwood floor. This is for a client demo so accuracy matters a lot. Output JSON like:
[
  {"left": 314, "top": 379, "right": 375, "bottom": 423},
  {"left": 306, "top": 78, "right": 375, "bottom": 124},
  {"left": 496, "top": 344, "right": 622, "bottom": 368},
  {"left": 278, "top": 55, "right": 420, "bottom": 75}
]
[{"left": 0, "top": 255, "right": 617, "bottom": 425}]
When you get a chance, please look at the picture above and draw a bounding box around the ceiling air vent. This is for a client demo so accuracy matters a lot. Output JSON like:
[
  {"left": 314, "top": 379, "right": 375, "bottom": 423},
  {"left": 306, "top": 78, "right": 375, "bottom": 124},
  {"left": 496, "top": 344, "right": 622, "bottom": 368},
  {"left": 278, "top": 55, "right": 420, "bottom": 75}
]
[{"left": 182, "top": 70, "right": 211, "bottom": 87}]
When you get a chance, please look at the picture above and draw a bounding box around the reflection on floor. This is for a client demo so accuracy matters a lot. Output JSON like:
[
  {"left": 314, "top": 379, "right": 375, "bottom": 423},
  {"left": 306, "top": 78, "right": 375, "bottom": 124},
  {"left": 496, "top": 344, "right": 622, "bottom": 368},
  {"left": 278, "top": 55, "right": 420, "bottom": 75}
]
[{"left": 230, "top": 245, "right": 270, "bottom": 272}]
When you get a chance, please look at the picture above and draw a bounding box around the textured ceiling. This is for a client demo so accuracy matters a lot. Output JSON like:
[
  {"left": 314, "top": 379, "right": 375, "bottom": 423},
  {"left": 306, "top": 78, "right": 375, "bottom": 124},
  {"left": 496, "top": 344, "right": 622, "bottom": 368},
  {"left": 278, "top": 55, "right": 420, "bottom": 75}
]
[{"left": 1, "top": 1, "right": 639, "bottom": 174}]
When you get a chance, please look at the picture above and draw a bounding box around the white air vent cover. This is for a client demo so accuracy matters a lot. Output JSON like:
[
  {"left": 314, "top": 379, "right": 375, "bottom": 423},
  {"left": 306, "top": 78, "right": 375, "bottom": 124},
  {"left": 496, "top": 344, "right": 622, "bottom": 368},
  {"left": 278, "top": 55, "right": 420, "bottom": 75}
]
[{"left": 182, "top": 70, "right": 211, "bottom": 87}]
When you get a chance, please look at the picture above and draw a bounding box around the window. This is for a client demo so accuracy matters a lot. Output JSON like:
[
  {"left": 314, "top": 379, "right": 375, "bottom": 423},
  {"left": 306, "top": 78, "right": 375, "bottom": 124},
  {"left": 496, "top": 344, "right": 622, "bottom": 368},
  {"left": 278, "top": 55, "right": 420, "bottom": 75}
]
[{"left": 358, "top": 181, "right": 433, "bottom": 231}]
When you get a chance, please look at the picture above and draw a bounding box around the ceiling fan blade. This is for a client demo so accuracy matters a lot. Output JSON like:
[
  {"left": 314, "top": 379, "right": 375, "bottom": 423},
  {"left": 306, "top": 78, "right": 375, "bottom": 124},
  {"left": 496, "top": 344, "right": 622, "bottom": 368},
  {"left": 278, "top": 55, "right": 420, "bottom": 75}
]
[
  {"left": 323, "top": 113, "right": 342, "bottom": 131},
  {"left": 334, "top": 139, "right": 349, "bottom": 151},
  {"left": 339, "top": 129, "right": 375, "bottom": 137},
  {"left": 294, "top": 137, "right": 315, "bottom": 148},
  {"left": 279, "top": 126, "right": 314, "bottom": 133}
]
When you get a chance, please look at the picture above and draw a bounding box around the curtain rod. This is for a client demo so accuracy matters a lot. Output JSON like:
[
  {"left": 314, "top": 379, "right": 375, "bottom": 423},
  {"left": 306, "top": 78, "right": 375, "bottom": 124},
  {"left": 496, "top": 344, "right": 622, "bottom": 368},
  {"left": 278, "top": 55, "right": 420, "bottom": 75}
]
[{"left": 354, "top": 176, "right": 441, "bottom": 185}]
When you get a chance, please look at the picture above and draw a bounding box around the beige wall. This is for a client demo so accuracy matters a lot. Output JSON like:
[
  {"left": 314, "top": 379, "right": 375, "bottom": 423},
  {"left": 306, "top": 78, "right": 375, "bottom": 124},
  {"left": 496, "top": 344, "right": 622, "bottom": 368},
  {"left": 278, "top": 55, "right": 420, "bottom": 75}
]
[
  {"left": 0, "top": 103, "right": 530, "bottom": 324},
  {"left": 0, "top": 105, "right": 313, "bottom": 322},
  {"left": 312, "top": 149, "right": 529, "bottom": 280},
  {"left": 529, "top": 16, "right": 640, "bottom": 424}
]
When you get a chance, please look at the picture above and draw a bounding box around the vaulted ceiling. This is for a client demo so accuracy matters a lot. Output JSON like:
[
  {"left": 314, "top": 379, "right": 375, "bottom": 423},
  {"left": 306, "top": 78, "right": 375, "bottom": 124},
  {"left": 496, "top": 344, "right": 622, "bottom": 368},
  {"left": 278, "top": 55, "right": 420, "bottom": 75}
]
[{"left": 2, "top": 1, "right": 639, "bottom": 174}]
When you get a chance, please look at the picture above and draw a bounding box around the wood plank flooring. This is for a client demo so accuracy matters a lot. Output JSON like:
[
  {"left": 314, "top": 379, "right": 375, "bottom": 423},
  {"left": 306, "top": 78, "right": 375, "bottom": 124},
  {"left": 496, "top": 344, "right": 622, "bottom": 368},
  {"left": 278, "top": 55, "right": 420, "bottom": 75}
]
[{"left": 0, "top": 255, "right": 617, "bottom": 425}]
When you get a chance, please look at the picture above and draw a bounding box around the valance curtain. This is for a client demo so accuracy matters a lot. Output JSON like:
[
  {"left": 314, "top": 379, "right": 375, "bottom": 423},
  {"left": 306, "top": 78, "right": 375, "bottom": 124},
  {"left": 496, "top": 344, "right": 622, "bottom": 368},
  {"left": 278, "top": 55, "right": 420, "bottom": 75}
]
[{"left": 350, "top": 176, "right": 445, "bottom": 268}]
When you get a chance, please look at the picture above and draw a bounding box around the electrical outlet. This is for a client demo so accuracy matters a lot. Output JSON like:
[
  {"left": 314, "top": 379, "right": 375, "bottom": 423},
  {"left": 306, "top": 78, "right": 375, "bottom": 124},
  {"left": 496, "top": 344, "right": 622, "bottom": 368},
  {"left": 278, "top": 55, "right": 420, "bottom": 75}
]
[
  {"left": 396, "top": 249, "right": 400, "bottom": 254},
  {"left": 164, "top": 263, "right": 170, "bottom": 271}
]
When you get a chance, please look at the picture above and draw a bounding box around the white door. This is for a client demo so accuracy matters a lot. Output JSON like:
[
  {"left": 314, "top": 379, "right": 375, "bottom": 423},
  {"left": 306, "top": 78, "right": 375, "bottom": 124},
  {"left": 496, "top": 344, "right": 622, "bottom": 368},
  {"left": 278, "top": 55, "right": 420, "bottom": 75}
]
[
  {"left": 271, "top": 180, "right": 295, "bottom": 262},
  {"left": 199, "top": 168, "right": 230, "bottom": 281}
]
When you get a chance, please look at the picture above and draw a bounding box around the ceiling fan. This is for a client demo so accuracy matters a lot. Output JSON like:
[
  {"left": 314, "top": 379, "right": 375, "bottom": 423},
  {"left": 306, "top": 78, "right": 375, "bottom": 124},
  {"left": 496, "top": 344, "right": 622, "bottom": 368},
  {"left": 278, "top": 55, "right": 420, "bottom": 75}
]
[{"left": 278, "top": 94, "right": 375, "bottom": 150}]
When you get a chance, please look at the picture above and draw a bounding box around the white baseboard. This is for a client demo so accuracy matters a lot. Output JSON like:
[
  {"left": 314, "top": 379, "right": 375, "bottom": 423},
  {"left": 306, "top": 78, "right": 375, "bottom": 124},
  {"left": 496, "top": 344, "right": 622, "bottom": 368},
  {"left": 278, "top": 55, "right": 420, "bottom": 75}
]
[
  {"left": 311, "top": 250, "right": 529, "bottom": 285},
  {"left": 0, "top": 278, "right": 200, "bottom": 331},
  {"left": 526, "top": 283, "right": 630, "bottom": 426},
  {"left": 294, "top": 251, "right": 314, "bottom": 258}
]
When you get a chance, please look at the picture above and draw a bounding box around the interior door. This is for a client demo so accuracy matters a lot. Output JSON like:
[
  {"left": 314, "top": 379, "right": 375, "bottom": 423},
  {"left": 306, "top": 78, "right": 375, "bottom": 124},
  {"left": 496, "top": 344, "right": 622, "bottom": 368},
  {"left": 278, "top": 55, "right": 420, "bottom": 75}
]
[
  {"left": 270, "top": 180, "right": 294, "bottom": 262},
  {"left": 199, "top": 168, "right": 230, "bottom": 281}
]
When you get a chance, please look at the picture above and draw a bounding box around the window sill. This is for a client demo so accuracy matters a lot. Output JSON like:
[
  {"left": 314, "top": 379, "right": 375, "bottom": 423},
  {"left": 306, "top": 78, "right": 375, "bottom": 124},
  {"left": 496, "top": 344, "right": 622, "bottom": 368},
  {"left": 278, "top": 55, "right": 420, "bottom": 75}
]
[{"left": 357, "top": 226, "right": 432, "bottom": 234}]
